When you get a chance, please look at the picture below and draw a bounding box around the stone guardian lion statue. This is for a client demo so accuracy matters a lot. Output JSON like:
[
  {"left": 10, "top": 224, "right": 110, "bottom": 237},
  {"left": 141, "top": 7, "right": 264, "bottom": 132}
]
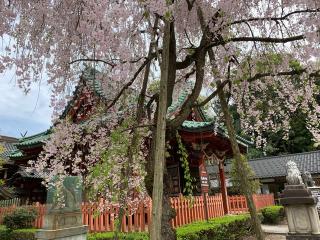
[
  {"left": 302, "top": 171, "right": 316, "bottom": 187},
  {"left": 286, "top": 161, "right": 304, "bottom": 185}
]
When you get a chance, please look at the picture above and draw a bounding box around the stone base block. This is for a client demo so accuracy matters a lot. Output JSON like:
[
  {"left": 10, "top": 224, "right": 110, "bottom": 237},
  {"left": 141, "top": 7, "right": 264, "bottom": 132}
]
[
  {"left": 35, "top": 225, "right": 88, "bottom": 240},
  {"left": 287, "top": 234, "right": 320, "bottom": 240}
]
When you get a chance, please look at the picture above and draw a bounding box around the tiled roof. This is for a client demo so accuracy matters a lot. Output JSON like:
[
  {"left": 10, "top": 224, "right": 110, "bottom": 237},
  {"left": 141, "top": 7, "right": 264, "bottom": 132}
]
[
  {"left": 207, "top": 150, "right": 320, "bottom": 179},
  {"left": 181, "top": 121, "right": 213, "bottom": 129},
  {"left": 181, "top": 120, "right": 252, "bottom": 146},
  {"left": 8, "top": 149, "right": 24, "bottom": 159},
  {"left": 165, "top": 85, "right": 251, "bottom": 147},
  {"left": 82, "top": 67, "right": 109, "bottom": 100},
  {"left": 7, "top": 131, "right": 51, "bottom": 159},
  {"left": 0, "top": 135, "right": 18, "bottom": 161},
  {"left": 15, "top": 130, "right": 51, "bottom": 148},
  {"left": 0, "top": 186, "right": 15, "bottom": 200},
  {"left": 13, "top": 166, "right": 44, "bottom": 179},
  {"left": 167, "top": 91, "right": 189, "bottom": 116},
  {"left": 60, "top": 67, "right": 110, "bottom": 119}
]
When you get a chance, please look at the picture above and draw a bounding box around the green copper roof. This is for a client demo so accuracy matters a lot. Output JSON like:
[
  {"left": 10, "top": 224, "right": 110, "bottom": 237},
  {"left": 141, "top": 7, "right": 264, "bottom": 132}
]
[
  {"left": 60, "top": 67, "right": 110, "bottom": 119},
  {"left": 181, "top": 120, "right": 253, "bottom": 146},
  {"left": 8, "top": 149, "right": 24, "bottom": 159},
  {"left": 167, "top": 91, "right": 189, "bottom": 115},
  {"left": 15, "top": 130, "right": 51, "bottom": 148},
  {"left": 82, "top": 67, "right": 109, "bottom": 100},
  {"left": 8, "top": 131, "right": 51, "bottom": 159},
  {"left": 182, "top": 121, "right": 213, "bottom": 129}
]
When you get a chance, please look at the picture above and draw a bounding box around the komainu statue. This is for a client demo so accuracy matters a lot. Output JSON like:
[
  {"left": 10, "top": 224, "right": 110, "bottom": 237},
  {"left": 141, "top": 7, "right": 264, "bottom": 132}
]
[
  {"left": 286, "top": 161, "right": 303, "bottom": 185},
  {"left": 302, "top": 171, "right": 316, "bottom": 187}
]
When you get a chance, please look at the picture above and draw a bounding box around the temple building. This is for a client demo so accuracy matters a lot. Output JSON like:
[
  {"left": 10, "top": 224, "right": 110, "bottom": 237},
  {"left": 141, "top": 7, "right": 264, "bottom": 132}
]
[
  {"left": 207, "top": 150, "right": 320, "bottom": 202},
  {"left": 4, "top": 68, "right": 250, "bottom": 212}
]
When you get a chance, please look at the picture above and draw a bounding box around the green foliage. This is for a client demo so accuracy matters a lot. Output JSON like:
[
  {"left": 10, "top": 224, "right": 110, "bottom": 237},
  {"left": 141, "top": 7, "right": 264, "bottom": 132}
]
[
  {"left": 0, "top": 226, "right": 36, "bottom": 240},
  {"left": 230, "top": 155, "right": 260, "bottom": 195},
  {"left": 260, "top": 205, "right": 284, "bottom": 224},
  {"left": 88, "top": 232, "right": 149, "bottom": 240},
  {"left": 0, "top": 214, "right": 255, "bottom": 240},
  {"left": 246, "top": 147, "right": 265, "bottom": 159},
  {"left": 265, "top": 110, "right": 316, "bottom": 155},
  {"left": 147, "top": 80, "right": 160, "bottom": 94},
  {"left": 255, "top": 53, "right": 283, "bottom": 73},
  {"left": 176, "top": 131, "right": 194, "bottom": 196},
  {"left": 88, "top": 118, "right": 142, "bottom": 201},
  {"left": 3, "top": 207, "right": 38, "bottom": 230},
  {"left": 176, "top": 214, "right": 253, "bottom": 240},
  {"left": 289, "top": 59, "right": 303, "bottom": 71}
]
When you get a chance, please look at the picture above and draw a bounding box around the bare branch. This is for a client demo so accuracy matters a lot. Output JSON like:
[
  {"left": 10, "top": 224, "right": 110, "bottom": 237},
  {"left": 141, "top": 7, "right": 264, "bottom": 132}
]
[
  {"left": 197, "top": 79, "right": 230, "bottom": 107},
  {"left": 231, "top": 8, "right": 320, "bottom": 25},
  {"left": 168, "top": 41, "right": 207, "bottom": 129},
  {"left": 106, "top": 56, "right": 155, "bottom": 110},
  {"left": 197, "top": 69, "right": 320, "bottom": 107},
  {"left": 176, "top": 52, "right": 197, "bottom": 69},
  {"left": 229, "top": 35, "right": 305, "bottom": 43}
]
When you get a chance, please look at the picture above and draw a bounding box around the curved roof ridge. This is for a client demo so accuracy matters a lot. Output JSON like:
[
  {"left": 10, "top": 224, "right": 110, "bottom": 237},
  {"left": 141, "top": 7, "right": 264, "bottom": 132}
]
[{"left": 18, "top": 129, "right": 51, "bottom": 142}]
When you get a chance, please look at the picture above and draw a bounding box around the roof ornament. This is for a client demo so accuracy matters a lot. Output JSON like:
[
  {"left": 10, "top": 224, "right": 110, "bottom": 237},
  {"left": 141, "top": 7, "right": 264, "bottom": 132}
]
[
  {"left": 286, "top": 160, "right": 304, "bottom": 185},
  {"left": 20, "top": 131, "right": 28, "bottom": 138}
]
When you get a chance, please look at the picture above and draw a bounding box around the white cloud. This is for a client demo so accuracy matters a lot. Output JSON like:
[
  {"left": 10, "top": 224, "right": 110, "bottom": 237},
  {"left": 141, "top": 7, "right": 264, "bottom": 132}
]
[{"left": 0, "top": 69, "right": 53, "bottom": 137}]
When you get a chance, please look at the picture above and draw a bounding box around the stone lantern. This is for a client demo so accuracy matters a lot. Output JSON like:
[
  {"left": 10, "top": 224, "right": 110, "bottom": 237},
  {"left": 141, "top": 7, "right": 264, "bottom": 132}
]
[{"left": 280, "top": 161, "right": 320, "bottom": 240}]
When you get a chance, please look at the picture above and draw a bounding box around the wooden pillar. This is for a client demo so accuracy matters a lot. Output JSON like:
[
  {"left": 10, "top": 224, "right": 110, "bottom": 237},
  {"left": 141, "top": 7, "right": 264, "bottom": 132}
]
[
  {"left": 199, "top": 156, "right": 209, "bottom": 221},
  {"left": 219, "top": 162, "right": 229, "bottom": 214}
]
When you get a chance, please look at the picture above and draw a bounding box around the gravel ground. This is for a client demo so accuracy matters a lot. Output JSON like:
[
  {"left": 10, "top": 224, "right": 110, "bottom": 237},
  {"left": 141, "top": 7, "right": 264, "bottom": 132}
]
[
  {"left": 266, "top": 234, "right": 286, "bottom": 240},
  {"left": 242, "top": 234, "right": 286, "bottom": 240}
]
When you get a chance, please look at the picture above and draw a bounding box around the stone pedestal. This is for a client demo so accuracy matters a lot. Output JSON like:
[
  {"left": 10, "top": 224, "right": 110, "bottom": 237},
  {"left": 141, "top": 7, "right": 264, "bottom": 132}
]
[
  {"left": 309, "top": 186, "right": 320, "bottom": 214},
  {"left": 36, "top": 177, "right": 88, "bottom": 240},
  {"left": 280, "top": 185, "right": 320, "bottom": 239},
  {"left": 35, "top": 225, "right": 88, "bottom": 240},
  {"left": 35, "top": 211, "right": 88, "bottom": 240}
]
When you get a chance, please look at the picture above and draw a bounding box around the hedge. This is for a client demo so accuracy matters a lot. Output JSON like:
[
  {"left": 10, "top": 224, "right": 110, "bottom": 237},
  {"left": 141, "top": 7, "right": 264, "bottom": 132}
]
[
  {"left": 176, "top": 215, "right": 253, "bottom": 240},
  {"left": 0, "top": 214, "right": 254, "bottom": 240},
  {"left": 0, "top": 226, "right": 36, "bottom": 240},
  {"left": 88, "top": 232, "right": 149, "bottom": 240},
  {"left": 260, "top": 205, "right": 284, "bottom": 224},
  {"left": 2, "top": 207, "right": 38, "bottom": 230}
]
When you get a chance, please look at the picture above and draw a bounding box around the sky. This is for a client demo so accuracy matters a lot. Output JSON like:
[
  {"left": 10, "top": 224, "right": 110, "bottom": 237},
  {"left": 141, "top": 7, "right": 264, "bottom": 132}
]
[{"left": 0, "top": 69, "right": 52, "bottom": 138}]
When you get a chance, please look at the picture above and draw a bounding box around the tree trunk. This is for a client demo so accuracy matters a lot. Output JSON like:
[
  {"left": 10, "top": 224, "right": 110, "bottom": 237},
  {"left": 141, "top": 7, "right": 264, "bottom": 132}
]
[
  {"left": 161, "top": 169, "right": 176, "bottom": 240},
  {"left": 217, "top": 82, "right": 264, "bottom": 240},
  {"left": 150, "top": 20, "right": 171, "bottom": 240},
  {"left": 145, "top": 131, "right": 176, "bottom": 240}
]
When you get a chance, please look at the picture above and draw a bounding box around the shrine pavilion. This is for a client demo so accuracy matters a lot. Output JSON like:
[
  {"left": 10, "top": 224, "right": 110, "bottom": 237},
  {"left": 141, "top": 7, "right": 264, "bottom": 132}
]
[{"left": 4, "top": 68, "right": 251, "bottom": 212}]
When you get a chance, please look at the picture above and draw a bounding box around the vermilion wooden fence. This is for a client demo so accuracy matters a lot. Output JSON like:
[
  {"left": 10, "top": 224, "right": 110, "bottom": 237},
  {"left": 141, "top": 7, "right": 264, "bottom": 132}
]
[
  {"left": 253, "top": 194, "right": 275, "bottom": 210},
  {"left": 0, "top": 202, "right": 45, "bottom": 228},
  {"left": 228, "top": 194, "right": 275, "bottom": 214},
  {"left": 0, "top": 193, "right": 274, "bottom": 232},
  {"left": 228, "top": 195, "right": 248, "bottom": 214},
  {"left": 82, "top": 200, "right": 152, "bottom": 232}
]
